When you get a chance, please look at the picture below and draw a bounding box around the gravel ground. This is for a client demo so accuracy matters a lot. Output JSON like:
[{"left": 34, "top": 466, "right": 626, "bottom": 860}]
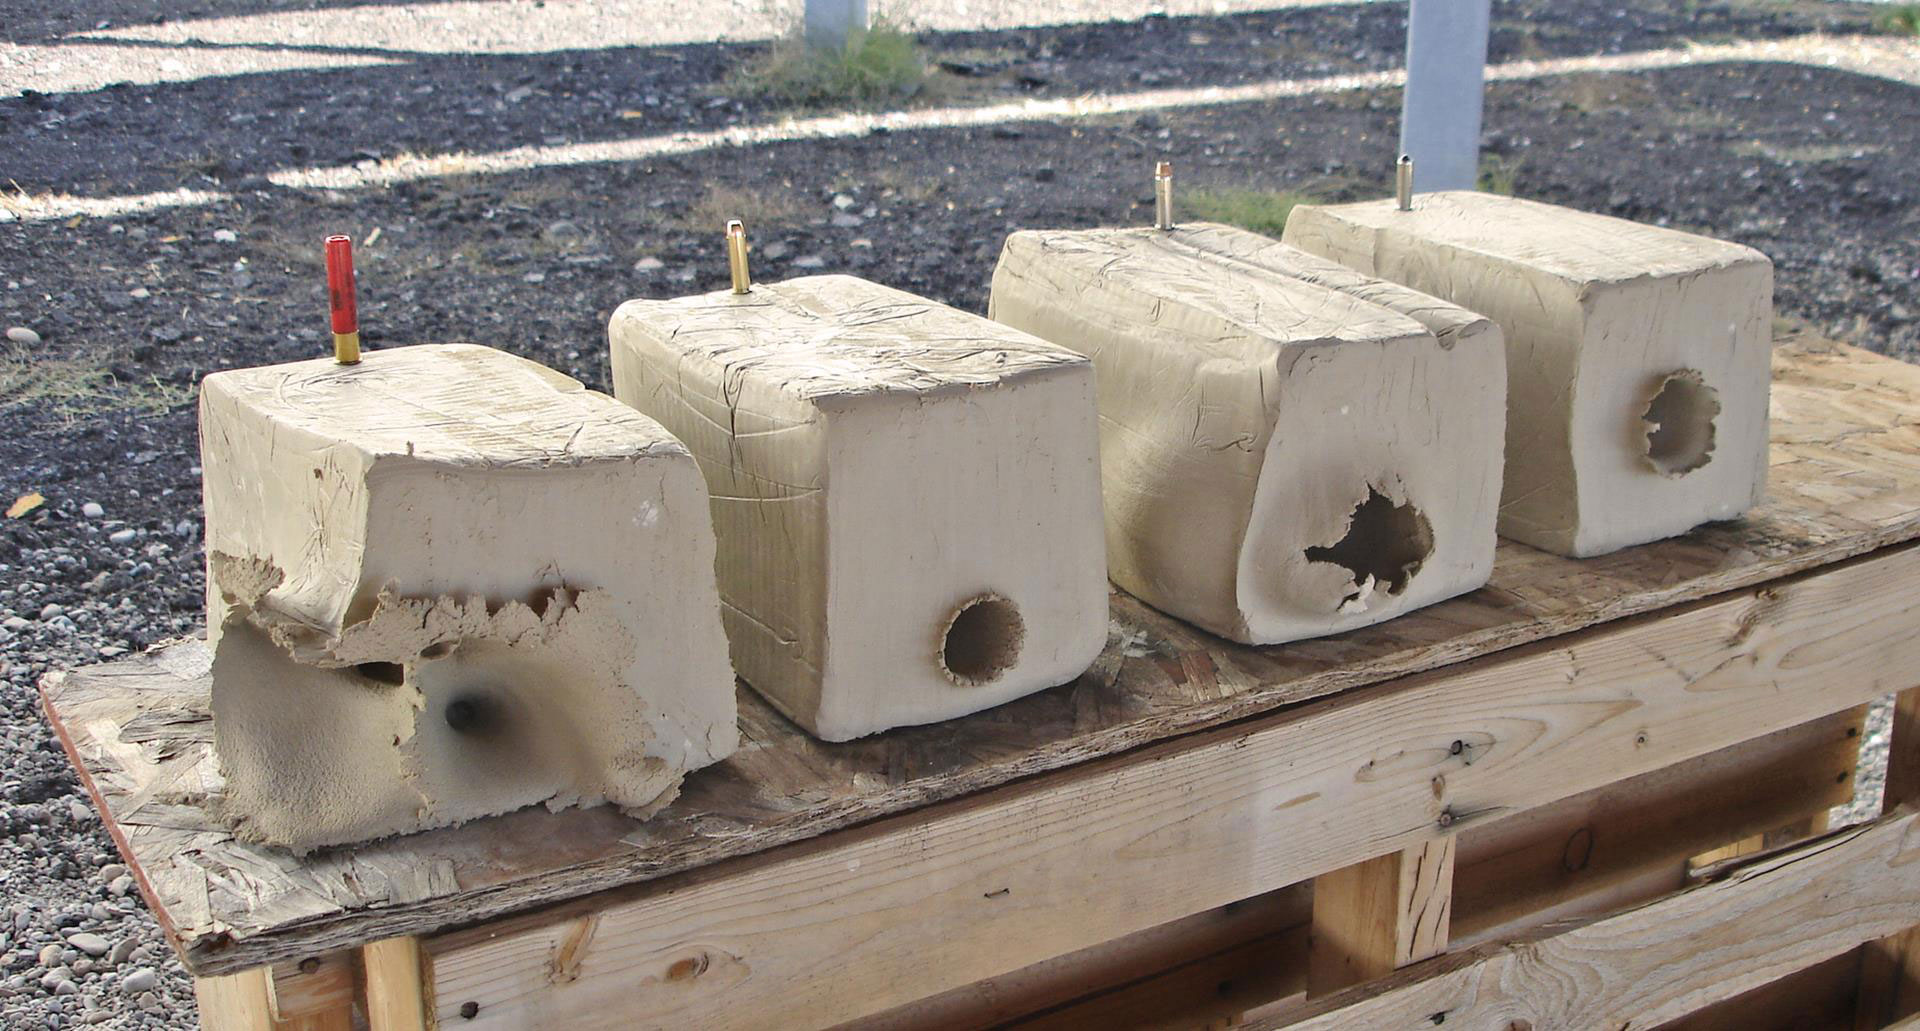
[{"left": 2, "top": 1, "right": 1917, "bottom": 1027}]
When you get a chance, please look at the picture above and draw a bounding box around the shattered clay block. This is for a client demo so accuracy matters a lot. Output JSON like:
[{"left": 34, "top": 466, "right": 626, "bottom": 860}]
[
  {"left": 990, "top": 222, "right": 1506, "bottom": 646},
  {"left": 608, "top": 274, "right": 1107, "bottom": 742},
  {"left": 199, "top": 344, "right": 737, "bottom": 852},
  {"left": 1283, "top": 191, "right": 1772, "bottom": 557}
]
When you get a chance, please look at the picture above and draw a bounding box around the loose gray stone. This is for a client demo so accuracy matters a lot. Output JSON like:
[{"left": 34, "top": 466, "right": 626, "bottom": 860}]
[
  {"left": 80, "top": 504, "right": 104, "bottom": 519},
  {"left": 64, "top": 935, "right": 108, "bottom": 958},
  {"left": 793, "top": 255, "right": 826, "bottom": 269},
  {"left": 105, "top": 940, "right": 136, "bottom": 967},
  {"left": 119, "top": 969, "right": 156, "bottom": 995},
  {"left": 38, "top": 604, "right": 63, "bottom": 621},
  {"left": 212, "top": 229, "right": 238, "bottom": 243},
  {"left": 106, "top": 529, "right": 136, "bottom": 546},
  {"left": 6, "top": 326, "right": 41, "bottom": 345}
]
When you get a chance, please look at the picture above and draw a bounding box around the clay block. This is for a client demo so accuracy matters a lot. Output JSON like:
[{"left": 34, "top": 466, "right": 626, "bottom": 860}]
[
  {"left": 608, "top": 275, "right": 1107, "bottom": 741},
  {"left": 199, "top": 344, "right": 736, "bottom": 852},
  {"left": 990, "top": 222, "right": 1506, "bottom": 645},
  {"left": 1283, "top": 191, "right": 1772, "bottom": 557}
]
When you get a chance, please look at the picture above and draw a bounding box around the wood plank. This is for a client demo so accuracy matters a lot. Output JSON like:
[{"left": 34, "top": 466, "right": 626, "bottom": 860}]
[
  {"left": 844, "top": 884, "right": 1309, "bottom": 1030},
  {"left": 1306, "top": 838, "right": 1453, "bottom": 995},
  {"left": 1258, "top": 809, "right": 1920, "bottom": 1031},
  {"left": 422, "top": 543, "right": 1920, "bottom": 1030},
  {"left": 1858, "top": 928, "right": 1920, "bottom": 1031},
  {"left": 1651, "top": 948, "right": 1858, "bottom": 1030},
  {"left": 1888, "top": 688, "right": 1920, "bottom": 810},
  {"left": 363, "top": 938, "right": 427, "bottom": 1031},
  {"left": 194, "top": 968, "right": 276, "bottom": 1031},
  {"left": 39, "top": 340, "right": 1920, "bottom": 976},
  {"left": 1006, "top": 927, "right": 1306, "bottom": 1031},
  {"left": 1452, "top": 706, "right": 1864, "bottom": 944},
  {"left": 268, "top": 952, "right": 357, "bottom": 1031}
]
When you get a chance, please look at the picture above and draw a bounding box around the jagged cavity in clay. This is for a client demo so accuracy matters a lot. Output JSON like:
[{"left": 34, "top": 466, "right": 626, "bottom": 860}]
[
  {"left": 1642, "top": 368, "right": 1720, "bottom": 477},
  {"left": 1304, "top": 488, "right": 1435, "bottom": 614},
  {"left": 939, "top": 593, "right": 1026, "bottom": 686}
]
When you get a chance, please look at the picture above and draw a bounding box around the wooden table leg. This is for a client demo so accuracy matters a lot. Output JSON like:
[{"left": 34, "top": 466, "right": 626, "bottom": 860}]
[
  {"left": 195, "top": 968, "right": 277, "bottom": 1031},
  {"left": 1307, "top": 835, "right": 1455, "bottom": 996},
  {"left": 1858, "top": 688, "right": 1920, "bottom": 1030},
  {"left": 364, "top": 937, "right": 430, "bottom": 1031},
  {"left": 196, "top": 956, "right": 358, "bottom": 1031}
]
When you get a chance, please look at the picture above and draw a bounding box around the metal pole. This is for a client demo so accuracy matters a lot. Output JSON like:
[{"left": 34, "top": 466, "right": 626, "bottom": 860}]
[
  {"left": 1398, "top": 0, "right": 1492, "bottom": 194},
  {"left": 804, "top": 0, "right": 869, "bottom": 50}
]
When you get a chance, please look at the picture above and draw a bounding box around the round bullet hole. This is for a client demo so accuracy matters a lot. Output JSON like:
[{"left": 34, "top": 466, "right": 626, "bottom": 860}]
[
  {"left": 939, "top": 593, "right": 1025, "bottom": 687},
  {"left": 1641, "top": 369, "right": 1720, "bottom": 477},
  {"left": 444, "top": 695, "right": 489, "bottom": 734}
]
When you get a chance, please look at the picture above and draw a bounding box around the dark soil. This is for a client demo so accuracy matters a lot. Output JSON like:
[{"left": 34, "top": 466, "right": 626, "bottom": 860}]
[{"left": 0, "top": 0, "right": 1879, "bottom": 197}]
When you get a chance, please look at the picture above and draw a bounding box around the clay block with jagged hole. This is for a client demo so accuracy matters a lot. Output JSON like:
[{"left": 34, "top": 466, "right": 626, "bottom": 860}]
[
  {"left": 199, "top": 344, "right": 737, "bottom": 852},
  {"left": 989, "top": 223, "right": 1506, "bottom": 645},
  {"left": 1283, "top": 191, "right": 1772, "bottom": 557},
  {"left": 608, "top": 275, "right": 1107, "bottom": 742}
]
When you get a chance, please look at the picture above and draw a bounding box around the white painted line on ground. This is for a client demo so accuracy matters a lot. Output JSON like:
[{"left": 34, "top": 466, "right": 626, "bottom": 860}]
[{"left": 3, "top": 33, "right": 1914, "bottom": 224}]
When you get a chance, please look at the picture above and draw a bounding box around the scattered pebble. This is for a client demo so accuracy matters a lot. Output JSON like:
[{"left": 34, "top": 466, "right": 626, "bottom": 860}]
[
  {"left": 212, "top": 229, "right": 238, "bottom": 243},
  {"left": 4, "top": 326, "right": 40, "bottom": 345},
  {"left": 830, "top": 212, "right": 864, "bottom": 228},
  {"left": 39, "top": 604, "right": 64, "bottom": 621},
  {"left": 81, "top": 503, "right": 104, "bottom": 519},
  {"left": 119, "top": 969, "right": 157, "bottom": 994},
  {"left": 793, "top": 255, "right": 827, "bottom": 269},
  {"left": 64, "top": 934, "right": 109, "bottom": 958},
  {"left": 107, "top": 529, "right": 137, "bottom": 546},
  {"left": 633, "top": 256, "right": 665, "bottom": 272}
]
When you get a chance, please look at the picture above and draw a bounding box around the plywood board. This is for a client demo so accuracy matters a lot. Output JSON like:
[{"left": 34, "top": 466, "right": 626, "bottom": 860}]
[{"left": 38, "top": 338, "right": 1920, "bottom": 977}]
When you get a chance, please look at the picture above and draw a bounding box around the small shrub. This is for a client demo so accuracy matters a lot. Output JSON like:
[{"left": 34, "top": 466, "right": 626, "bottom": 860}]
[
  {"left": 1477, "top": 155, "right": 1521, "bottom": 196},
  {"left": 730, "top": 19, "right": 927, "bottom": 107},
  {"left": 1184, "top": 188, "right": 1320, "bottom": 236},
  {"left": 0, "top": 346, "right": 191, "bottom": 424},
  {"left": 1876, "top": 4, "right": 1920, "bottom": 36},
  {"left": 676, "top": 183, "right": 799, "bottom": 234}
]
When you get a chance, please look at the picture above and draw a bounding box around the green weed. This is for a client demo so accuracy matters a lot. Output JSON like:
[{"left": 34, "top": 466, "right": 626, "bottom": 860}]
[{"left": 729, "top": 18, "right": 927, "bottom": 107}]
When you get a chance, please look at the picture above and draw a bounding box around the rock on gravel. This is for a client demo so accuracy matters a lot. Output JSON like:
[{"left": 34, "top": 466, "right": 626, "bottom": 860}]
[
  {"left": 65, "top": 933, "right": 110, "bottom": 958},
  {"left": 4, "top": 326, "right": 40, "bottom": 345},
  {"left": 119, "top": 969, "right": 157, "bottom": 995}
]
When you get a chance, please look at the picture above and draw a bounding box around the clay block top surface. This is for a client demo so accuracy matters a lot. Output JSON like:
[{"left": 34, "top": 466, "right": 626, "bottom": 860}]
[
  {"left": 1295, "top": 191, "right": 1770, "bottom": 286},
  {"left": 200, "top": 343, "right": 685, "bottom": 467},
  {"left": 610, "top": 274, "right": 1087, "bottom": 403},
  {"left": 1002, "top": 224, "right": 1443, "bottom": 349}
]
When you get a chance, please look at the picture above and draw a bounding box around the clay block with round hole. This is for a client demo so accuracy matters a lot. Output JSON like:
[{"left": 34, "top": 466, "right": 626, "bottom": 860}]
[
  {"left": 198, "top": 344, "right": 737, "bottom": 852},
  {"left": 989, "top": 222, "right": 1506, "bottom": 645},
  {"left": 1282, "top": 191, "right": 1772, "bottom": 557},
  {"left": 608, "top": 274, "right": 1107, "bottom": 742}
]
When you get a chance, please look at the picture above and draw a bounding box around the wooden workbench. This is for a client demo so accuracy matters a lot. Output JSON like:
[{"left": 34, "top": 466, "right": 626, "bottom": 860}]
[{"left": 39, "top": 335, "right": 1920, "bottom": 1029}]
